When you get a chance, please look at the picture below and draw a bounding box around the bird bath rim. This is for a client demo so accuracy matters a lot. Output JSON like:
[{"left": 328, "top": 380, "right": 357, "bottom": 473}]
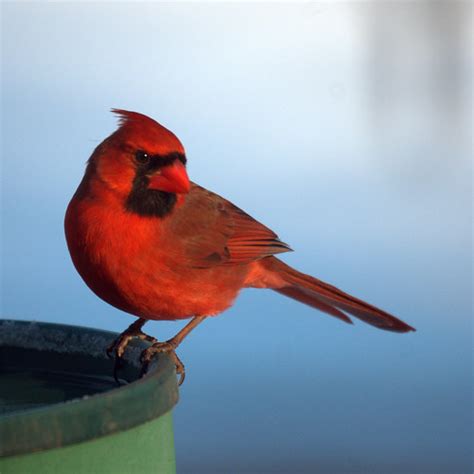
[{"left": 0, "top": 319, "right": 179, "bottom": 457}]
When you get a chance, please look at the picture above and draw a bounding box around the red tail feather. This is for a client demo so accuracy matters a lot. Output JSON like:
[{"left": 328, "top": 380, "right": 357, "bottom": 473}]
[{"left": 262, "top": 258, "right": 415, "bottom": 333}]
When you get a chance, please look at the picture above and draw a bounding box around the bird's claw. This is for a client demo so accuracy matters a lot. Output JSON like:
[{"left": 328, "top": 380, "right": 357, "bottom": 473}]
[
  {"left": 107, "top": 327, "right": 157, "bottom": 358},
  {"left": 106, "top": 322, "right": 157, "bottom": 384},
  {"left": 140, "top": 341, "right": 186, "bottom": 386},
  {"left": 106, "top": 334, "right": 130, "bottom": 360}
]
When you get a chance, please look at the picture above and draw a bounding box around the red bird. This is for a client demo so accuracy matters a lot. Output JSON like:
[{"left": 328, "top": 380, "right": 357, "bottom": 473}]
[{"left": 65, "top": 110, "right": 415, "bottom": 383}]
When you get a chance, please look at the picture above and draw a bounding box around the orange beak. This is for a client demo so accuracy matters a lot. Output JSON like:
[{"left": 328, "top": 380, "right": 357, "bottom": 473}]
[{"left": 148, "top": 160, "right": 191, "bottom": 194}]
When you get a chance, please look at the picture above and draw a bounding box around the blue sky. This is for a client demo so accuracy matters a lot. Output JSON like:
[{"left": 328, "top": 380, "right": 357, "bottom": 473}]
[{"left": 1, "top": 3, "right": 471, "bottom": 473}]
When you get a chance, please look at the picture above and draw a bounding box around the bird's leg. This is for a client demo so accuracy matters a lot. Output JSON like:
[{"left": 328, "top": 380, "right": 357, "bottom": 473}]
[
  {"left": 141, "top": 316, "right": 207, "bottom": 386},
  {"left": 106, "top": 318, "right": 157, "bottom": 358}
]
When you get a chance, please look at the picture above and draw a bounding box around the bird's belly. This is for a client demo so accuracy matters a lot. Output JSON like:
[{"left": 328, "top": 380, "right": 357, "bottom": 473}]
[
  {"left": 110, "top": 262, "right": 248, "bottom": 320},
  {"left": 65, "top": 200, "right": 248, "bottom": 320},
  {"left": 72, "top": 246, "right": 248, "bottom": 320}
]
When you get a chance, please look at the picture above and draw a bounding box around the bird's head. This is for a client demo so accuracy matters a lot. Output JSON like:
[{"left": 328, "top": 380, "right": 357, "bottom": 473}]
[{"left": 88, "top": 109, "right": 191, "bottom": 217}]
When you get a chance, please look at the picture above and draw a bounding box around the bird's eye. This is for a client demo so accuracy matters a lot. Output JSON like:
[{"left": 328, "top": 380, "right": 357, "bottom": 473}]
[{"left": 135, "top": 150, "right": 150, "bottom": 164}]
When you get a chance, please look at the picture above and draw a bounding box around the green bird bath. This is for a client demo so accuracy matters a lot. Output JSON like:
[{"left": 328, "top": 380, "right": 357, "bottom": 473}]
[{"left": 0, "top": 319, "right": 179, "bottom": 474}]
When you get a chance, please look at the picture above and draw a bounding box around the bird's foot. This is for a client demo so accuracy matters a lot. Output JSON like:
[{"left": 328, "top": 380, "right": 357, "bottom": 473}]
[
  {"left": 107, "top": 319, "right": 156, "bottom": 384},
  {"left": 140, "top": 340, "right": 186, "bottom": 386},
  {"left": 106, "top": 320, "right": 157, "bottom": 360}
]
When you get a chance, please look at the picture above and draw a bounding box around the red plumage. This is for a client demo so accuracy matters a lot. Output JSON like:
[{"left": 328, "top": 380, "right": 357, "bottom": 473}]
[{"left": 65, "top": 110, "right": 414, "bottom": 380}]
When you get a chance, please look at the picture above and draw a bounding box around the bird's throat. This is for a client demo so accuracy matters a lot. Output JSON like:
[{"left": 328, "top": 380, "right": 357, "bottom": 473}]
[{"left": 125, "top": 177, "right": 177, "bottom": 217}]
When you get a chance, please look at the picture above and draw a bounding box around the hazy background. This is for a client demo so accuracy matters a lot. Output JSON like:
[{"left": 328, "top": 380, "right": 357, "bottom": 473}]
[{"left": 1, "top": 2, "right": 472, "bottom": 473}]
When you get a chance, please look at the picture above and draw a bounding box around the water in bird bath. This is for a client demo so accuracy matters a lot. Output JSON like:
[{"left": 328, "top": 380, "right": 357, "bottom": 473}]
[
  {"left": 1, "top": 365, "right": 118, "bottom": 415},
  {"left": 0, "top": 320, "right": 139, "bottom": 416}
]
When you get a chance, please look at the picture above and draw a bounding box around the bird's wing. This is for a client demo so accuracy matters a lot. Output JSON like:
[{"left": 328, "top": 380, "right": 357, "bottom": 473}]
[{"left": 167, "top": 183, "right": 292, "bottom": 268}]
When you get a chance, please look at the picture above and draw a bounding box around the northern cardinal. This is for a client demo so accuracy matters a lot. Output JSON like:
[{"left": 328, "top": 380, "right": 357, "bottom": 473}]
[{"left": 65, "top": 110, "right": 415, "bottom": 383}]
